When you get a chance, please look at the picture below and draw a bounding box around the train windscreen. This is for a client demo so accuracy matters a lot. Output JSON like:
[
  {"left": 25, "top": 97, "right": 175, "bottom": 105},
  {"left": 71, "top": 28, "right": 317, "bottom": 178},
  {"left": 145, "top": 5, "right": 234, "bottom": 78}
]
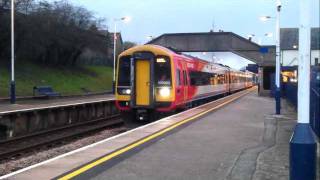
[
  {"left": 118, "top": 56, "right": 131, "bottom": 86},
  {"left": 155, "top": 57, "right": 171, "bottom": 86}
]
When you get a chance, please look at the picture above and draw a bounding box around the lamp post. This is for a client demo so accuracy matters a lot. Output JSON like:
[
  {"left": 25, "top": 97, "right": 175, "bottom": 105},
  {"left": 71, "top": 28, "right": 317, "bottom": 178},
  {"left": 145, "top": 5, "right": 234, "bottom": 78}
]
[
  {"left": 10, "top": 0, "right": 16, "bottom": 104},
  {"left": 289, "top": 0, "right": 317, "bottom": 179},
  {"left": 112, "top": 16, "right": 131, "bottom": 94},
  {"left": 259, "top": 1, "right": 281, "bottom": 115},
  {"left": 275, "top": 0, "right": 281, "bottom": 115}
]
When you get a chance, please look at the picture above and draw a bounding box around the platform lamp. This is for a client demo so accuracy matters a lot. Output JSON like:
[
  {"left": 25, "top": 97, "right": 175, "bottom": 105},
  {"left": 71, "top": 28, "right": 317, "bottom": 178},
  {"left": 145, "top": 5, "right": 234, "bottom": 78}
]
[
  {"left": 259, "top": 0, "right": 281, "bottom": 115},
  {"left": 247, "top": 34, "right": 255, "bottom": 42},
  {"left": 247, "top": 33, "right": 272, "bottom": 45},
  {"left": 274, "top": 0, "right": 281, "bottom": 115},
  {"left": 146, "top": 35, "right": 154, "bottom": 41},
  {"left": 112, "top": 16, "right": 131, "bottom": 94},
  {"left": 10, "top": 0, "right": 16, "bottom": 104}
]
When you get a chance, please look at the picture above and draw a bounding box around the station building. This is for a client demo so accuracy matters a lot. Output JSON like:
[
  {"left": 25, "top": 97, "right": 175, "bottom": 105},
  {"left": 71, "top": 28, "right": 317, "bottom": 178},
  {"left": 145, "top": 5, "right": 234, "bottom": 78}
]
[{"left": 280, "top": 27, "right": 319, "bottom": 67}]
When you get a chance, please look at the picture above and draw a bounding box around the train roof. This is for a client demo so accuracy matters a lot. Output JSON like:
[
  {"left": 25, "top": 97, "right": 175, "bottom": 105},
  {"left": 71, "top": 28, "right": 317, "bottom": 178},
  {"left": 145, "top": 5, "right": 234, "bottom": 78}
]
[
  {"left": 119, "top": 44, "right": 236, "bottom": 71},
  {"left": 119, "top": 44, "right": 177, "bottom": 57},
  {"left": 155, "top": 46, "right": 232, "bottom": 71}
]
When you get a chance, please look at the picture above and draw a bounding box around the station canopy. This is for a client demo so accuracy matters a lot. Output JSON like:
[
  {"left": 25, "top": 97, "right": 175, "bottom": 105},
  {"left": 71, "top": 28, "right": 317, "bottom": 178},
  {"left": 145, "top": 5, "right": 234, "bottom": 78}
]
[{"left": 147, "top": 32, "right": 276, "bottom": 66}]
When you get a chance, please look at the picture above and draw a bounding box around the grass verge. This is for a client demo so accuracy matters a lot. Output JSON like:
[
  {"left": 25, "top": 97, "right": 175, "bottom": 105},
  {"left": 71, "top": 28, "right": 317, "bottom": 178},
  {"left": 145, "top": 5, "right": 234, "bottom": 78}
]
[{"left": 0, "top": 62, "right": 112, "bottom": 97}]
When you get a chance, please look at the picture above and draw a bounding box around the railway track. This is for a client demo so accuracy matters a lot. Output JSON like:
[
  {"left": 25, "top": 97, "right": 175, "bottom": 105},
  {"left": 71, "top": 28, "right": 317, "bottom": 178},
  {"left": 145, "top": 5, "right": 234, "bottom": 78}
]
[
  {"left": 0, "top": 88, "right": 255, "bottom": 162},
  {"left": 0, "top": 114, "right": 123, "bottom": 161}
]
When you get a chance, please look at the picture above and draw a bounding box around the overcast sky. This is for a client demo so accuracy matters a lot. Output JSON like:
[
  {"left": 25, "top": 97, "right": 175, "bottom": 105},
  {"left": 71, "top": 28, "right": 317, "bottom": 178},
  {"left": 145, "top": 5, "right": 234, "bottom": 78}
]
[
  {"left": 67, "top": 0, "right": 319, "bottom": 69},
  {"left": 68, "top": 0, "right": 319, "bottom": 45}
]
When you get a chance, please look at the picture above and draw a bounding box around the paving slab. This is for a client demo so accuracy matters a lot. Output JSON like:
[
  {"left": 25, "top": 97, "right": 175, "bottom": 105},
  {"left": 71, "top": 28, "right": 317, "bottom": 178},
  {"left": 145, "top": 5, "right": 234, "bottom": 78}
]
[{"left": 82, "top": 92, "right": 299, "bottom": 180}]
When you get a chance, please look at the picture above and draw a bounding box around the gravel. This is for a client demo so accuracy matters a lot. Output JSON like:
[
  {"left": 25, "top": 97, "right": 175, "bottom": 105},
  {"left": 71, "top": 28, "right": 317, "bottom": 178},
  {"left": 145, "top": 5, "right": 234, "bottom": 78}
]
[{"left": 0, "top": 126, "right": 127, "bottom": 176}]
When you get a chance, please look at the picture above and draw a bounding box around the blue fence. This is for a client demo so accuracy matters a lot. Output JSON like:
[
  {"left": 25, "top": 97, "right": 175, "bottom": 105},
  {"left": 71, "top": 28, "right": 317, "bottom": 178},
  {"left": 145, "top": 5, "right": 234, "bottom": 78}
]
[
  {"left": 282, "top": 82, "right": 298, "bottom": 107},
  {"left": 310, "top": 66, "right": 320, "bottom": 138},
  {"left": 281, "top": 66, "right": 320, "bottom": 139}
]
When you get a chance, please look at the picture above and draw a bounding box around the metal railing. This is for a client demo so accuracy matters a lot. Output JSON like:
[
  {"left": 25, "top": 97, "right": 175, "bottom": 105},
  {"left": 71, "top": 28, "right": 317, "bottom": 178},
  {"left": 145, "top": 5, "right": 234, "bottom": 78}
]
[{"left": 282, "top": 66, "right": 320, "bottom": 138}]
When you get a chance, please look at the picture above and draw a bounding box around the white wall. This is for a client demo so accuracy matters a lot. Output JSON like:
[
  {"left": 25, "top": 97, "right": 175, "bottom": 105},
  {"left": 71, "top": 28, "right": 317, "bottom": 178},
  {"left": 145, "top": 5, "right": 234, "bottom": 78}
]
[{"left": 282, "top": 50, "right": 320, "bottom": 66}]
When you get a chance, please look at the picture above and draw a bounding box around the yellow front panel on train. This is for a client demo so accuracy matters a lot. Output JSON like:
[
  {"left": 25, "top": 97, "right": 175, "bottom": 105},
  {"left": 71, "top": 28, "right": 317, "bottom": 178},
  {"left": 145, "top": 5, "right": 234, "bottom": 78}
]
[{"left": 136, "top": 60, "right": 150, "bottom": 106}]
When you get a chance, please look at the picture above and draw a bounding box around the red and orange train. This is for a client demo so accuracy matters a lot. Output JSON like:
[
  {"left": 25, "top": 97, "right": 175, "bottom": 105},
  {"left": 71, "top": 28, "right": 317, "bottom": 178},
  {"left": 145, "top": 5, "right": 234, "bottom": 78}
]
[{"left": 115, "top": 45, "right": 256, "bottom": 124}]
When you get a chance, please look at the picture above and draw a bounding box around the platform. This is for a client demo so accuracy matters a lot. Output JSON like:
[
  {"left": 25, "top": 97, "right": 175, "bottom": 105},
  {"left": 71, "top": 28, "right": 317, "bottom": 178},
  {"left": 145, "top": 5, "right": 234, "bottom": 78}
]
[
  {"left": 1, "top": 89, "right": 300, "bottom": 180},
  {"left": 0, "top": 94, "right": 114, "bottom": 114}
]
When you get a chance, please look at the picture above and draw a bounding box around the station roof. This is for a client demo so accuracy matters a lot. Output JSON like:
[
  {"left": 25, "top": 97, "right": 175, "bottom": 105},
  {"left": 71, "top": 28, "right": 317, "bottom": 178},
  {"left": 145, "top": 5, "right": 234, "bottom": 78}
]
[
  {"left": 280, "top": 28, "right": 320, "bottom": 50},
  {"left": 147, "top": 32, "right": 275, "bottom": 66}
]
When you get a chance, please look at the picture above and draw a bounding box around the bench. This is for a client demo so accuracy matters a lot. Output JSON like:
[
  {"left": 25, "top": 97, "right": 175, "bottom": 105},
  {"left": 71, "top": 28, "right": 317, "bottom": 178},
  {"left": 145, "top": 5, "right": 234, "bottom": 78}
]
[{"left": 33, "top": 86, "right": 60, "bottom": 97}]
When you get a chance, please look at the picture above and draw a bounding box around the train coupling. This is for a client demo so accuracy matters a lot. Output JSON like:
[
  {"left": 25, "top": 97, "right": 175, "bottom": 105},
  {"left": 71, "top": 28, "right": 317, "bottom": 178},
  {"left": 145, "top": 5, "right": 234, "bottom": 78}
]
[{"left": 136, "top": 109, "right": 148, "bottom": 121}]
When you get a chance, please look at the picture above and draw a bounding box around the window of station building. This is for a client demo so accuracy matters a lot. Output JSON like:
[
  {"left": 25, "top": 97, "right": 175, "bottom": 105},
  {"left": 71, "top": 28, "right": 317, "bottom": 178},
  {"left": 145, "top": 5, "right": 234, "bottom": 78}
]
[
  {"left": 282, "top": 70, "right": 298, "bottom": 83},
  {"left": 118, "top": 56, "right": 131, "bottom": 86},
  {"left": 155, "top": 57, "right": 172, "bottom": 86}
]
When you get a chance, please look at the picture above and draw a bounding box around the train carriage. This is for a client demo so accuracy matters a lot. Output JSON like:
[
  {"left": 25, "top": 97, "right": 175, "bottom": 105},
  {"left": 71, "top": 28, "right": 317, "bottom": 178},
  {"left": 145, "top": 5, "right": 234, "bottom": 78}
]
[{"left": 115, "top": 45, "right": 255, "bottom": 124}]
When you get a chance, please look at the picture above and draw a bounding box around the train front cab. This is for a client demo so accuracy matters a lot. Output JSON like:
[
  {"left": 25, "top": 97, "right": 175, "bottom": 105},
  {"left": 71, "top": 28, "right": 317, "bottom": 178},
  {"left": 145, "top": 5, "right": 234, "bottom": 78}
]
[{"left": 115, "top": 46, "right": 177, "bottom": 122}]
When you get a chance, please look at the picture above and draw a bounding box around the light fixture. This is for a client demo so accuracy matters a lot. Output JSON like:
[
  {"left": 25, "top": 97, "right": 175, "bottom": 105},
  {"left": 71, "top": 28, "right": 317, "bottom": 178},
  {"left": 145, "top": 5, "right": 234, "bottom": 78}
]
[
  {"left": 121, "top": 16, "right": 131, "bottom": 23},
  {"left": 122, "top": 89, "right": 131, "bottom": 95},
  {"left": 265, "top": 32, "right": 273, "bottom": 37},
  {"left": 259, "top": 16, "right": 272, "bottom": 22},
  {"left": 159, "top": 87, "right": 170, "bottom": 97},
  {"left": 248, "top": 34, "right": 255, "bottom": 38},
  {"left": 146, "top": 35, "right": 154, "bottom": 40},
  {"left": 156, "top": 58, "right": 166, "bottom": 63}
]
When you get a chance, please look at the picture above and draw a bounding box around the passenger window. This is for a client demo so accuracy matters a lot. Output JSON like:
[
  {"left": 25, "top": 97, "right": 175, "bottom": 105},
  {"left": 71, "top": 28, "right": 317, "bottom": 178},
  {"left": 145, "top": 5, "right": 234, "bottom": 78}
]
[
  {"left": 155, "top": 56, "right": 171, "bottom": 86},
  {"left": 118, "top": 56, "right": 131, "bottom": 86}
]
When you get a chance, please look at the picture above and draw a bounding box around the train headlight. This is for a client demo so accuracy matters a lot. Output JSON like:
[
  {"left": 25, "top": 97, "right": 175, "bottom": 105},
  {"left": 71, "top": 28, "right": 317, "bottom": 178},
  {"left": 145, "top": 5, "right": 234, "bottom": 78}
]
[
  {"left": 122, "top": 89, "right": 131, "bottom": 95},
  {"left": 159, "top": 87, "right": 170, "bottom": 97}
]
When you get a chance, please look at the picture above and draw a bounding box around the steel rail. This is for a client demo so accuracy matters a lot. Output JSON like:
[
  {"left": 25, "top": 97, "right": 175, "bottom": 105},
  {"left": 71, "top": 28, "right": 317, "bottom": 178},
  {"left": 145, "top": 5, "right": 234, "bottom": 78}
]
[{"left": 0, "top": 114, "right": 122, "bottom": 161}]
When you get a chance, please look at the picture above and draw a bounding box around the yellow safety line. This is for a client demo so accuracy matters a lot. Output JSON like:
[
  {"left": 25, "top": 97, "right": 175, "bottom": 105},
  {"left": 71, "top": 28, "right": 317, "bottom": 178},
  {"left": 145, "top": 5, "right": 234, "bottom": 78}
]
[{"left": 59, "top": 88, "right": 255, "bottom": 180}]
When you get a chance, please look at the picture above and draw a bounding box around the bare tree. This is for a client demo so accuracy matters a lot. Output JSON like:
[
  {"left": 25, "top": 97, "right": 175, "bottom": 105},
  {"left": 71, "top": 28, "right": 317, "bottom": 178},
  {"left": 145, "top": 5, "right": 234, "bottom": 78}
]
[
  {"left": 16, "top": 0, "right": 34, "bottom": 14},
  {"left": 0, "top": 0, "right": 111, "bottom": 66},
  {"left": 0, "top": 0, "right": 10, "bottom": 9}
]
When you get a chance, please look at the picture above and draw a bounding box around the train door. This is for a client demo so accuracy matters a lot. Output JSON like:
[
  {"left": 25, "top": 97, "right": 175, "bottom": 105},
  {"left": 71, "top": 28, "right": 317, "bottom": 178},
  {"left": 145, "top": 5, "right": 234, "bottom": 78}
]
[
  {"left": 131, "top": 52, "right": 155, "bottom": 108},
  {"left": 175, "top": 63, "right": 184, "bottom": 105},
  {"left": 229, "top": 72, "right": 234, "bottom": 92},
  {"left": 182, "top": 63, "right": 188, "bottom": 103},
  {"left": 135, "top": 60, "right": 151, "bottom": 106},
  {"left": 227, "top": 70, "right": 231, "bottom": 93}
]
